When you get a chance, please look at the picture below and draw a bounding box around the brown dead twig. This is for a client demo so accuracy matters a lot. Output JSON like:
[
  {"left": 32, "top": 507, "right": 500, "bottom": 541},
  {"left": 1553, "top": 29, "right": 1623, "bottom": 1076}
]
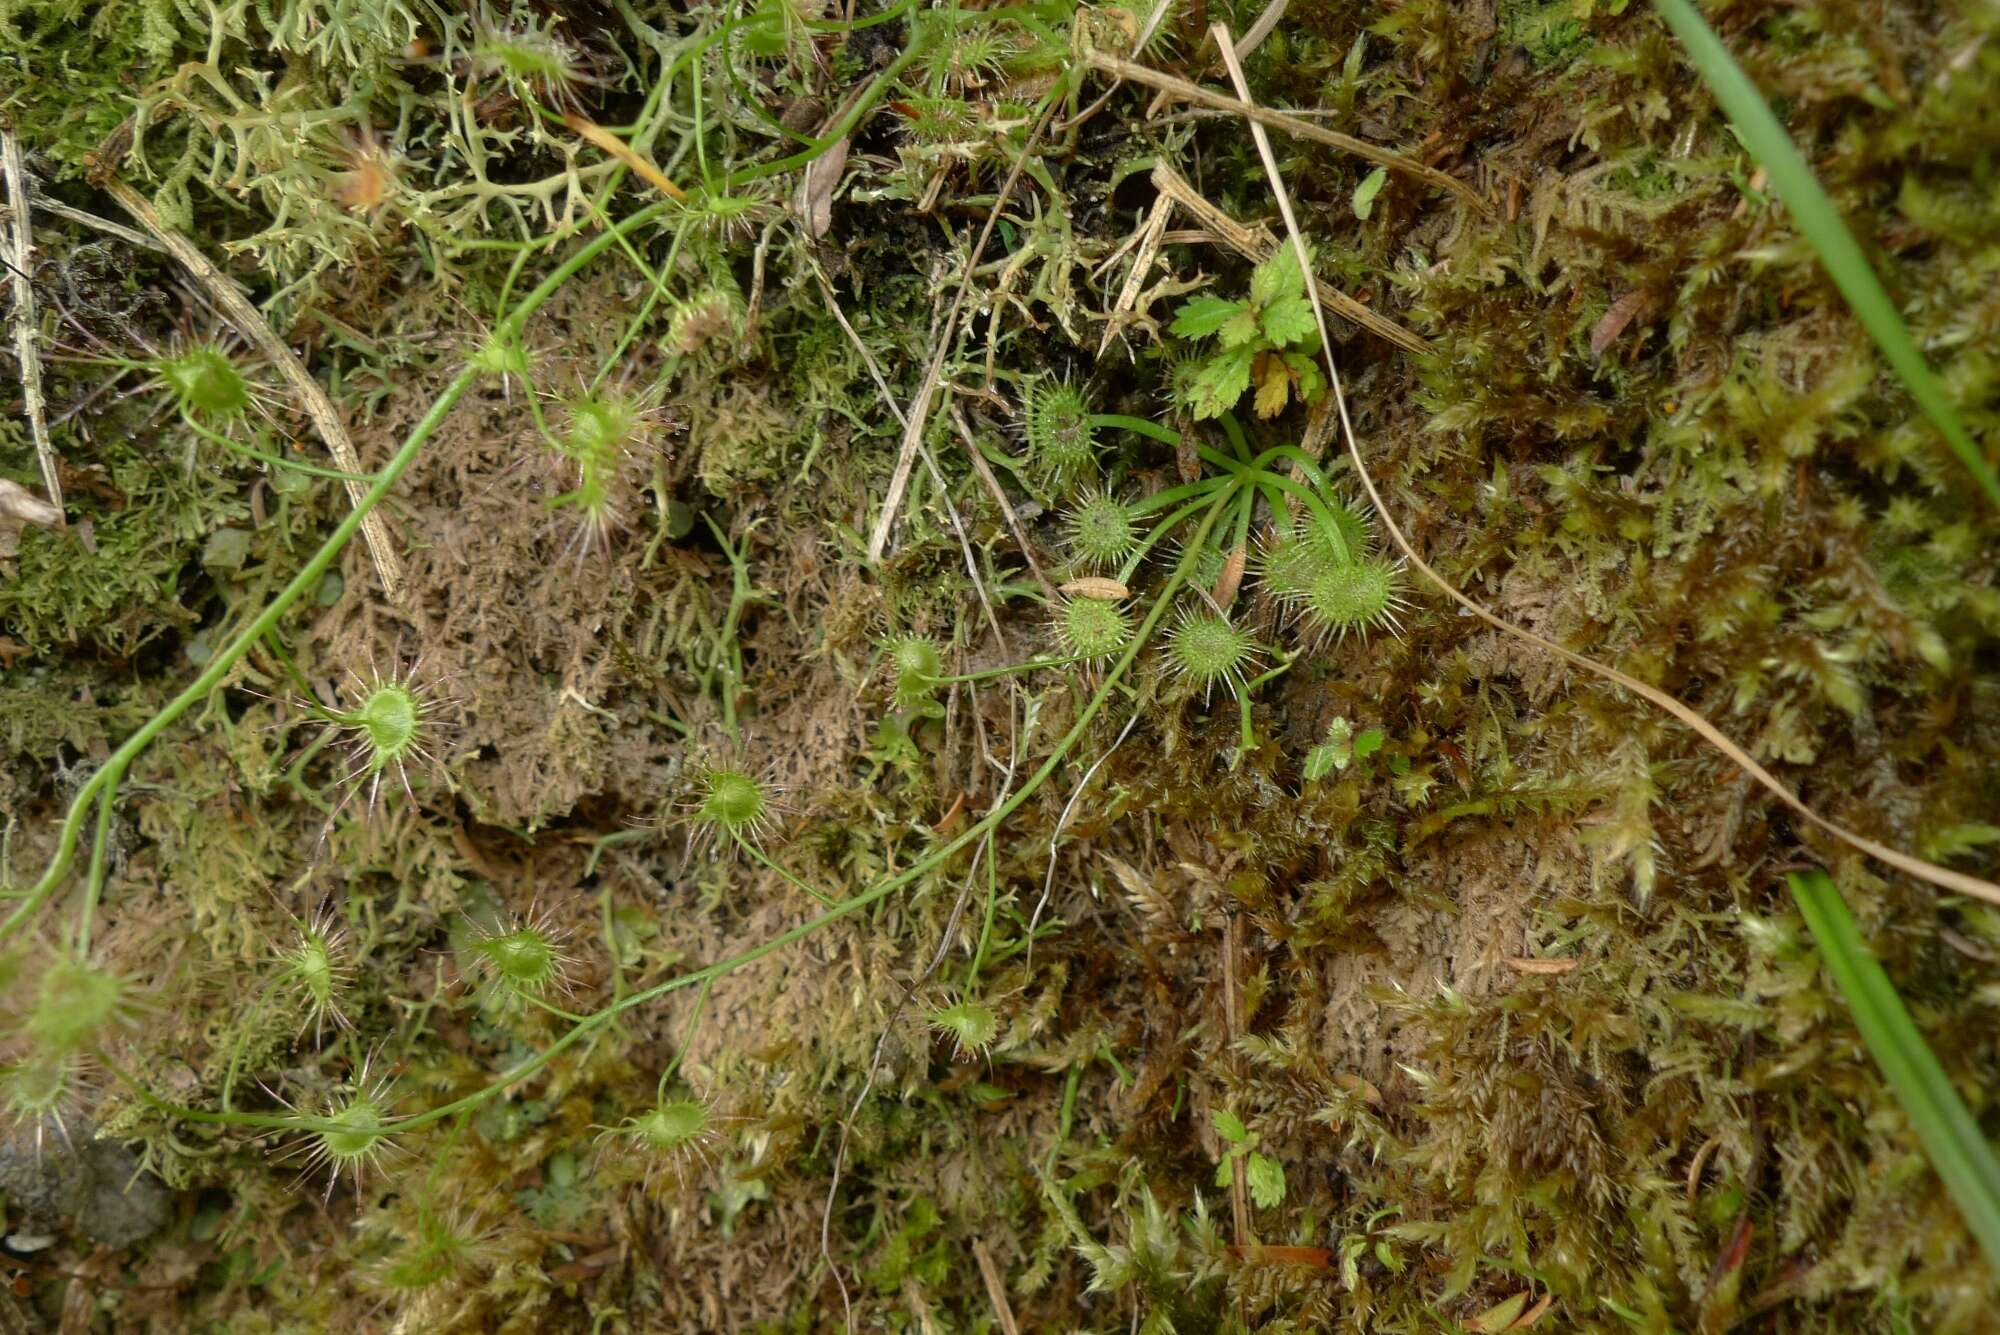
[
  {"left": 1150, "top": 162, "right": 1426, "bottom": 355},
  {"left": 1201, "top": 26, "right": 2000, "bottom": 908},
  {"left": 1083, "top": 48, "right": 1490, "bottom": 215},
  {"left": 971, "top": 1240, "right": 1021, "bottom": 1335},
  {"left": 4, "top": 130, "right": 60, "bottom": 514},
  {"left": 97, "top": 177, "right": 407, "bottom": 603}
]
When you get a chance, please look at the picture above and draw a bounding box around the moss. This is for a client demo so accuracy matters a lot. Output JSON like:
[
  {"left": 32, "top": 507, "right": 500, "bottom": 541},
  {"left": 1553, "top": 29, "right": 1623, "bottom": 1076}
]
[{"left": 3, "top": 0, "right": 1998, "bottom": 1329}]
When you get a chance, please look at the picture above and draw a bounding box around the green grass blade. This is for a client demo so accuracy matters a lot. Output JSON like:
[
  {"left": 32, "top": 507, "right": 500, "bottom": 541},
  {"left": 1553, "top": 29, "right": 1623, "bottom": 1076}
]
[
  {"left": 1653, "top": 0, "right": 2000, "bottom": 509},
  {"left": 1787, "top": 870, "right": 2000, "bottom": 1267}
]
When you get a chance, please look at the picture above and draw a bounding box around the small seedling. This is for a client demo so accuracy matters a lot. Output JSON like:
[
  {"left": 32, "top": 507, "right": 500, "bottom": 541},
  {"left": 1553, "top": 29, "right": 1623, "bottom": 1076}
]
[
  {"left": 273, "top": 1057, "right": 399, "bottom": 1202},
  {"left": 27, "top": 956, "right": 135, "bottom": 1054},
  {"left": 549, "top": 385, "right": 660, "bottom": 553},
  {"left": 597, "top": 1097, "right": 718, "bottom": 1187},
  {"left": 466, "top": 904, "right": 575, "bottom": 1004},
  {"left": 1289, "top": 556, "right": 1406, "bottom": 644},
  {"left": 158, "top": 342, "right": 258, "bottom": 420},
  {"left": 1064, "top": 489, "right": 1142, "bottom": 569},
  {"left": 317, "top": 665, "right": 451, "bottom": 816},
  {"left": 884, "top": 635, "right": 947, "bottom": 707},
  {"left": 1169, "top": 246, "right": 1326, "bottom": 419},
  {"left": 0, "top": 1053, "right": 92, "bottom": 1159},
  {"left": 929, "top": 999, "right": 999, "bottom": 1060},
  {"left": 279, "top": 904, "right": 355, "bottom": 1042},
  {"left": 681, "top": 763, "right": 782, "bottom": 854},
  {"left": 1052, "top": 595, "right": 1133, "bottom": 663},
  {"left": 1022, "top": 379, "right": 1100, "bottom": 488},
  {"left": 1165, "top": 608, "right": 1259, "bottom": 702}
]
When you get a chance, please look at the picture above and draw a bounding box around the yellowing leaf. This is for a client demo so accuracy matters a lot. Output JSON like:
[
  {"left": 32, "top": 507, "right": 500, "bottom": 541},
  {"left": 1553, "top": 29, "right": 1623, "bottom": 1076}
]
[
  {"left": 1185, "top": 346, "right": 1254, "bottom": 418},
  {"left": 1464, "top": 1291, "right": 1530, "bottom": 1333},
  {"left": 1253, "top": 358, "right": 1292, "bottom": 418}
]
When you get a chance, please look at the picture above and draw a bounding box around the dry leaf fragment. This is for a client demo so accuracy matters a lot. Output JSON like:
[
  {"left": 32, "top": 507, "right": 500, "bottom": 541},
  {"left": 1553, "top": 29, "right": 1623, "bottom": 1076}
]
[
  {"left": 1511, "top": 1293, "right": 1555, "bottom": 1327},
  {"left": 1504, "top": 956, "right": 1578, "bottom": 975},
  {"left": 1211, "top": 545, "right": 1247, "bottom": 607},
  {"left": 1463, "top": 1292, "right": 1529, "bottom": 1333},
  {"left": 798, "top": 135, "right": 849, "bottom": 238},
  {"left": 1590, "top": 290, "right": 1655, "bottom": 362},
  {"left": 0, "top": 478, "right": 62, "bottom": 557},
  {"left": 1061, "top": 576, "right": 1131, "bottom": 600}
]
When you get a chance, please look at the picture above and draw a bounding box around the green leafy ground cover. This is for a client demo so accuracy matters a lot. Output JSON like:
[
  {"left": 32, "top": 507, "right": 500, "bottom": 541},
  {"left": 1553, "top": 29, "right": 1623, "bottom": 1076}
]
[{"left": 1, "top": 1, "right": 1998, "bottom": 1329}]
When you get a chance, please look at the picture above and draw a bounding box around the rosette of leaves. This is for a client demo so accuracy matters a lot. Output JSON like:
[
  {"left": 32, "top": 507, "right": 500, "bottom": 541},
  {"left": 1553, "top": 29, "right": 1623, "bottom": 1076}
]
[{"left": 1169, "top": 246, "right": 1326, "bottom": 420}]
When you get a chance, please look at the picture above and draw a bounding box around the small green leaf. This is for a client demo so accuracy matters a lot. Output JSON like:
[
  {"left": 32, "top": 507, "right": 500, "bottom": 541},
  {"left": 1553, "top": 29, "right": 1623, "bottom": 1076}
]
[
  {"left": 1310, "top": 719, "right": 1356, "bottom": 777},
  {"left": 1171, "top": 295, "right": 1245, "bottom": 338},
  {"left": 1352, "top": 728, "right": 1385, "bottom": 761},
  {"left": 1303, "top": 744, "right": 1339, "bottom": 783},
  {"left": 1924, "top": 823, "right": 2000, "bottom": 862},
  {"left": 1211, "top": 1108, "right": 1248, "bottom": 1144},
  {"left": 1245, "top": 1152, "right": 1286, "bottom": 1209},
  {"left": 1351, "top": 166, "right": 1388, "bottom": 219},
  {"left": 1250, "top": 244, "right": 1305, "bottom": 307},
  {"left": 1218, "top": 308, "right": 1264, "bottom": 348},
  {"left": 1281, "top": 348, "right": 1326, "bottom": 402},
  {"left": 1185, "top": 346, "right": 1255, "bottom": 419},
  {"left": 1259, "top": 294, "right": 1316, "bottom": 347},
  {"left": 1789, "top": 869, "right": 2000, "bottom": 1270}
]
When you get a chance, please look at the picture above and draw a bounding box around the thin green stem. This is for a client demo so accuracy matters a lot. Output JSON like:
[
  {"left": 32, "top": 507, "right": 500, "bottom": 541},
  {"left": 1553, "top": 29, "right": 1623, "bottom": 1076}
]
[
  {"left": 658, "top": 975, "right": 713, "bottom": 1097},
  {"left": 74, "top": 777, "right": 119, "bottom": 954},
  {"left": 1126, "top": 474, "right": 1232, "bottom": 516},
  {"left": 3, "top": 201, "right": 672, "bottom": 944},
  {"left": 1118, "top": 490, "right": 1237, "bottom": 585},
  {"left": 938, "top": 651, "right": 1108, "bottom": 684},
  {"left": 181, "top": 411, "right": 380, "bottom": 484},
  {"left": 735, "top": 832, "right": 837, "bottom": 908},
  {"left": 1087, "top": 413, "right": 1182, "bottom": 447},
  {"left": 965, "top": 834, "right": 998, "bottom": 993}
]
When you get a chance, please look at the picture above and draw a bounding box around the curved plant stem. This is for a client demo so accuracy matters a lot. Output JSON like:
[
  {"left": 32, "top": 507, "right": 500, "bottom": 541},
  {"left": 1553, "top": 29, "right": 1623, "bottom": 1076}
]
[
  {"left": 734, "top": 832, "right": 838, "bottom": 908},
  {"left": 1, "top": 201, "right": 673, "bottom": 945}
]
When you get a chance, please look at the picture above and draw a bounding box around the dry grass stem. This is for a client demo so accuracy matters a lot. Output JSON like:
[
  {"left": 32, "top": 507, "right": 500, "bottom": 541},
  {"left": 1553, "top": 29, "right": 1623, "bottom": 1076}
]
[
  {"left": 100, "top": 176, "right": 407, "bottom": 603},
  {"left": 4, "top": 130, "right": 60, "bottom": 513},
  {"left": 1087, "top": 48, "right": 1489, "bottom": 213},
  {"left": 1207, "top": 23, "right": 2000, "bottom": 908}
]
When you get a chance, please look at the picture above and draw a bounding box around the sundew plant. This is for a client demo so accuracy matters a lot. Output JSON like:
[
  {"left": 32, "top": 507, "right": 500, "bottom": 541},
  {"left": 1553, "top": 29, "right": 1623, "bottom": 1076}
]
[{"left": 1, "top": 0, "right": 1998, "bottom": 1330}]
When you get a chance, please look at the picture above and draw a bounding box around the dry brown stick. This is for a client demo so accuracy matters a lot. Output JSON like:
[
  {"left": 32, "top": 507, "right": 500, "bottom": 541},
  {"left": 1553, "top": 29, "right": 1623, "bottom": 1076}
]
[
  {"left": 971, "top": 1240, "right": 1021, "bottom": 1335},
  {"left": 3, "top": 130, "right": 60, "bottom": 514},
  {"left": 1151, "top": 162, "right": 1427, "bottom": 354},
  {"left": 100, "top": 176, "right": 405, "bottom": 603},
  {"left": 25, "top": 189, "right": 164, "bottom": 253},
  {"left": 1087, "top": 48, "right": 1489, "bottom": 214},
  {"left": 1097, "top": 191, "right": 1174, "bottom": 357},
  {"left": 812, "top": 263, "right": 1008, "bottom": 647},
  {"left": 1209, "top": 26, "right": 2000, "bottom": 908}
]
